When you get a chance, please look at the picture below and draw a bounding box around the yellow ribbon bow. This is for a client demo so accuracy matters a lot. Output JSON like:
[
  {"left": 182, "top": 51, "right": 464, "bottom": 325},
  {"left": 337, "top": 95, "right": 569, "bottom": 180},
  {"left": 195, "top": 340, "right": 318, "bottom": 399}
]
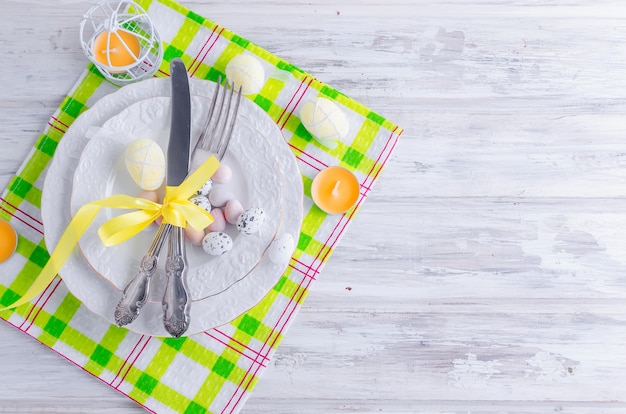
[{"left": 1, "top": 155, "right": 221, "bottom": 311}]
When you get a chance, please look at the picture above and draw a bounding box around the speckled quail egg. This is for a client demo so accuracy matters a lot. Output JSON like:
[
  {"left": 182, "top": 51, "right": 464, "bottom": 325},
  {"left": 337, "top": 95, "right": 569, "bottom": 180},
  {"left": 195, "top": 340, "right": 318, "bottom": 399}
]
[
  {"left": 197, "top": 179, "right": 213, "bottom": 196},
  {"left": 236, "top": 207, "right": 265, "bottom": 235},
  {"left": 189, "top": 194, "right": 212, "bottom": 212},
  {"left": 202, "top": 232, "right": 233, "bottom": 255}
]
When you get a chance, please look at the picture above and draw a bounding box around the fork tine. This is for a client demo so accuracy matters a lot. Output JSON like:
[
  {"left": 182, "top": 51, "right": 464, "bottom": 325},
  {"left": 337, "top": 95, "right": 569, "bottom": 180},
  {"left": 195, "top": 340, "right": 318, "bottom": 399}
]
[
  {"left": 212, "top": 82, "right": 235, "bottom": 156},
  {"left": 209, "top": 80, "right": 229, "bottom": 146},
  {"left": 192, "top": 76, "right": 242, "bottom": 165},
  {"left": 211, "top": 81, "right": 233, "bottom": 150},
  {"left": 215, "top": 84, "right": 242, "bottom": 160},
  {"left": 194, "top": 75, "right": 224, "bottom": 153}
]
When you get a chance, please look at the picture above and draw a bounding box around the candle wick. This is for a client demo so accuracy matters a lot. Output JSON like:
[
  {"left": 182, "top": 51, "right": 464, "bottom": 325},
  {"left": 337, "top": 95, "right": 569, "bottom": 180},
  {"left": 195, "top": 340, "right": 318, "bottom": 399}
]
[{"left": 331, "top": 180, "right": 341, "bottom": 197}]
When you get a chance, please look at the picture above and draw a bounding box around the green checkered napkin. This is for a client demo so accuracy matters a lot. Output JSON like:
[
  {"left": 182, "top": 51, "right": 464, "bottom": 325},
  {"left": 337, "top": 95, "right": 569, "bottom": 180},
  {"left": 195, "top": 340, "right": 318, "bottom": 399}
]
[{"left": 0, "top": 0, "right": 403, "bottom": 412}]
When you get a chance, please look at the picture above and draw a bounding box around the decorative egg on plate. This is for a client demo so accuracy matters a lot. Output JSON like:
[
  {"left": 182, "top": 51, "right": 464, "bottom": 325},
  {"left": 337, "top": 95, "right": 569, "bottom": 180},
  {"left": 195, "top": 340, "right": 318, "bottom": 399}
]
[
  {"left": 185, "top": 225, "right": 205, "bottom": 245},
  {"left": 212, "top": 164, "right": 232, "bottom": 184},
  {"left": 208, "top": 188, "right": 233, "bottom": 208},
  {"left": 236, "top": 207, "right": 265, "bottom": 235},
  {"left": 202, "top": 232, "right": 233, "bottom": 255},
  {"left": 189, "top": 194, "right": 212, "bottom": 212},
  {"left": 124, "top": 138, "right": 166, "bottom": 190},
  {"left": 299, "top": 97, "right": 349, "bottom": 149},
  {"left": 224, "top": 199, "right": 244, "bottom": 225},
  {"left": 268, "top": 233, "right": 295, "bottom": 264},
  {"left": 225, "top": 54, "right": 265, "bottom": 95},
  {"left": 207, "top": 208, "right": 226, "bottom": 232},
  {"left": 137, "top": 190, "right": 159, "bottom": 203},
  {"left": 196, "top": 179, "right": 213, "bottom": 196}
]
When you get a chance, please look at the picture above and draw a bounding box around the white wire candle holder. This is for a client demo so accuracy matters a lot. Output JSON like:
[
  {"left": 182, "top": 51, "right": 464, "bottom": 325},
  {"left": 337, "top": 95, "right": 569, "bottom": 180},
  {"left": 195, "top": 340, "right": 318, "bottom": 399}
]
[{"left": 80, "top": 0, "right": 163, "bottom": 85}]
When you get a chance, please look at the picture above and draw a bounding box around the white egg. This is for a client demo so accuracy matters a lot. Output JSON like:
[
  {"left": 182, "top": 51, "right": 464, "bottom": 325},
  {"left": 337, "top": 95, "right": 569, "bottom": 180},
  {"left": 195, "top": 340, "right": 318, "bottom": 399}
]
[
  {"left": 124, "top": 138, "right": 166, "bottom": 190},
  {"left": 208, "top": 188, "right": 234, "bottom": 207},
  {"left": 189, "top": 194, "right": 212, "bottom": 212},
  {"left": 299, "top": 97, "right": 349, "bottom": 146},
  {"left": 236, "top": 207, "right": 265, "bottom": 235},
  {"left": 225, "top": 54, "right": 265, "bottom": 95},
  {"left": 202, "top": 232, "right": 233, "bottom": 255},
  {"left": 268, "top": 233, "right": 295, "bottom": 264}
]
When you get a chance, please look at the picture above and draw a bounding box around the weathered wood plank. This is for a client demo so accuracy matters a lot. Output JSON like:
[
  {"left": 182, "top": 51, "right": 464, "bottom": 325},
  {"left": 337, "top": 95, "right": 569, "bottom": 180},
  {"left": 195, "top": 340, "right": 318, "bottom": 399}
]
[{"left": 2, "top": 0, "right": 626, "bottom": 413}]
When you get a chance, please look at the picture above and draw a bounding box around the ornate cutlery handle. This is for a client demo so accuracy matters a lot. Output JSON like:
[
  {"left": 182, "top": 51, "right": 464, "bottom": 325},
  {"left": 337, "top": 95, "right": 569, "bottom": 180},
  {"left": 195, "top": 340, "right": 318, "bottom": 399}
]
[
  {"left": 162, "top": 226, "right": 191, "bottom": 338},
  {"left": 114, "top": 223, "right": 171, "bottom": 326}
]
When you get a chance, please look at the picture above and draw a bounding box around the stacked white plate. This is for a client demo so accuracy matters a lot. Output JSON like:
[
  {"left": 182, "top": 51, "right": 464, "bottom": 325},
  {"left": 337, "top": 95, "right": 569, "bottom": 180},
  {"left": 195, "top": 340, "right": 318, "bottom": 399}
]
[{"left": 41, "top": 78, "right": 303, "bottom": 337}]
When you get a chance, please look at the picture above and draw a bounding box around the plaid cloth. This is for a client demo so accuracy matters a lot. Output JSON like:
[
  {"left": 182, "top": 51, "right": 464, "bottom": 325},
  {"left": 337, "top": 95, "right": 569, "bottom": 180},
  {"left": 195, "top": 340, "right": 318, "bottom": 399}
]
[{"left": 0, "top": 0, "right": 403, "bottom": 412}]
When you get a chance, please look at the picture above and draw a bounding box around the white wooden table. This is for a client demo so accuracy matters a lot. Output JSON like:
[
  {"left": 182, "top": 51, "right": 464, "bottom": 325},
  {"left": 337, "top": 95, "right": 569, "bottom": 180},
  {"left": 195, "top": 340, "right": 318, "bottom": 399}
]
[{"left": 3, "top": 1, "right": 626, "bottom": 412}]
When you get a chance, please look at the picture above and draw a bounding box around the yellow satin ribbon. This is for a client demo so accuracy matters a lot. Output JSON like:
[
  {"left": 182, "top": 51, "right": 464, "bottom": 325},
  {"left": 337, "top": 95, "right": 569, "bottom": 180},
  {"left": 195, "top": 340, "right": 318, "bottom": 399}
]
[{"left": 1, "top": 155, "right": 221, "bottom": 311}]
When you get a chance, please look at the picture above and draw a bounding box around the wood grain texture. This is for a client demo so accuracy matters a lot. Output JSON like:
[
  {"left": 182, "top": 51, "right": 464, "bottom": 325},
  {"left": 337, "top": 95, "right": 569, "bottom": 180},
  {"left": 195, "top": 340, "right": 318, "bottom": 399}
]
[{"left": 2, "top": 0, "right": 626, "bottom": 412}]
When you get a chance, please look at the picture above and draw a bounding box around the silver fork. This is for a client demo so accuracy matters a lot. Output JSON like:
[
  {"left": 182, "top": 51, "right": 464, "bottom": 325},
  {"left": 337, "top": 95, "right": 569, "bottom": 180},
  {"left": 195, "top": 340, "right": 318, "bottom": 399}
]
[
  {"left": 161, "top": 78, "right": 242, "bottom": 337},
  {"left": 195, "top": 77, "right": 243, "bottom": 161},
  {"left": 114, "top": 77, "right": 241, "bottom": 331}
]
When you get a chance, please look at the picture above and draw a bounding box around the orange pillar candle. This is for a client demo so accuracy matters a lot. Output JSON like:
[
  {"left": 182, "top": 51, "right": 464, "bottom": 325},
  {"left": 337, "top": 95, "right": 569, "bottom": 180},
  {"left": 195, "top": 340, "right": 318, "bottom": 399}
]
[
  {"left": 0, "top": 219, "right": 17, "bottom": 263},
  {"left": 311, "top": 166, "right": 360, "bottom": 214},
  {"left": 92, "top": 30, "right": 141, "bottom": 70}
]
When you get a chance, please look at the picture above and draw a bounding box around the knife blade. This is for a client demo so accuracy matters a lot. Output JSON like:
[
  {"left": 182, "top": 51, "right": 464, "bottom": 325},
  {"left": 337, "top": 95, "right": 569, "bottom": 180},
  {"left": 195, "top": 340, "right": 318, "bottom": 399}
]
[
  {"left": 166, "top": 59, "right": 191, "bottom": 187},
  {"left": 162, "top": 58, "right": 193, "bottom": 337}
]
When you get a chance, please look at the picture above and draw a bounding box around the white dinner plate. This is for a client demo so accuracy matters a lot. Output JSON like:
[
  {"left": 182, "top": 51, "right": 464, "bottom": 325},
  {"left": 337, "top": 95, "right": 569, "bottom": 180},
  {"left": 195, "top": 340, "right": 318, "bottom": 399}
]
[
  {"left": 41, "top": 78, "right": 303, "bottom": 336},
  {"left": 72, "top": 95, "right": 282, "bottom": 301}
]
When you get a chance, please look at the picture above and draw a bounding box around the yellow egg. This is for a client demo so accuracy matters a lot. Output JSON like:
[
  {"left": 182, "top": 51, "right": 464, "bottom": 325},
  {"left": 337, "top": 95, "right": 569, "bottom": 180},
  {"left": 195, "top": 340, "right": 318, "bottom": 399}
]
[
  {"left": 0, "top": 219, "right": 17, "bottom": 263},
  {"left": 225, "top": 54, "right": 265, "bottom": 95},
  {"left": 299, "top": 97, "right": 349, "bottom": 147},
  {"left": 124, "top": 138, "right": 166, "bottom": 190}
]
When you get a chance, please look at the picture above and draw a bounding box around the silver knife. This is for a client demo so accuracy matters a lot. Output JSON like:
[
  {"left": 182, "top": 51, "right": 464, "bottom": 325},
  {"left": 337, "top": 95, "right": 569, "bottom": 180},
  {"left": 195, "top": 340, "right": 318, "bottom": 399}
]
[
  {"left": 162, "top": 59, "right": 193, "bottom": 337},
  {"left": 113, "top": 58, "right": 191, "bottom": 330}
]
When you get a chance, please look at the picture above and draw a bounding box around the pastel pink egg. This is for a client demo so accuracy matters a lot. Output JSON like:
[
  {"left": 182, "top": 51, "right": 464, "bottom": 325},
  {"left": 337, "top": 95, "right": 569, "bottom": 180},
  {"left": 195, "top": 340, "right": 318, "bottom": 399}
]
[
  {"left": 212, "top": 164, "right": 232, "bottom": 184},
  {"left": 207, "top": 208, "right": 226, "bottom": 232},
  {"left": 185, "top": 225, "right": 205, "bottom": 245},
  {"left": 225, "top": 199, "right": 244, "bottom": 225},
  {"left": 138, "top": 191, "right": 160, "bottom": 226},
  {"left": 138, "top": 190, "right": 159, "bottom": 203}
]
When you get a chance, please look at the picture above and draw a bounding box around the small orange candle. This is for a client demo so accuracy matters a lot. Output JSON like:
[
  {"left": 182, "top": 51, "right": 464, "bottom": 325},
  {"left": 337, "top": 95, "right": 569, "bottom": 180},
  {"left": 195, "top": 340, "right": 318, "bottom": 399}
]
[
  {"left": 0, "top": 219, "right": 17, "bottom": 263},
  {"left": 311, "top": 166, "right": 360, "bottom": 214},
  {"left": 92, "top": 29, "right": 141, "bottom": 70}
]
